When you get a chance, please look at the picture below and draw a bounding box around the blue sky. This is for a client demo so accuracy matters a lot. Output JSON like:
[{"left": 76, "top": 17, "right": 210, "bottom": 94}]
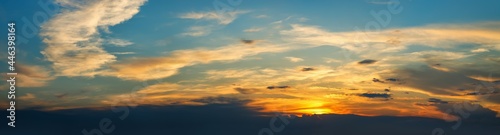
[{"left": 1, "top": 0, "right": 500, "bottom": 121}]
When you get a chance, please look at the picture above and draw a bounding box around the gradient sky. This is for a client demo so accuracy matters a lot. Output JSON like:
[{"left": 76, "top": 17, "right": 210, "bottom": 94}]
[{"left": 1, "top": 0, "right": 500, "bottom": 122}]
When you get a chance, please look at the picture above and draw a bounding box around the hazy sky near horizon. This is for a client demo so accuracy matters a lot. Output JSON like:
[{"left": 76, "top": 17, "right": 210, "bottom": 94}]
[{"left": 1, "top": 0, "right": 500, "bottom": 120}]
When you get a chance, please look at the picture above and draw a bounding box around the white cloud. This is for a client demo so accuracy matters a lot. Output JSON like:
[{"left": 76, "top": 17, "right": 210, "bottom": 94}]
[
  {"left": 179, "top": 10, "right": 249, "bottom": 25},
  {"left": 111, "top": 52, "right": 136, "bottom": 55},
  {"left": 243, "top": 27, "right": 262, "bottom": 32},
  {"left": 106, "top": 38, "right": 133, "bottom": 46},
  {"left": 40, "top": 0, "right": 147, "bottom": 77},
  {"left": 182, "top": 26, "right": 212, "bottom": 37},
  {"left": 410, "top": 51, "right": 470, "bottom": 61},
  {"left": 271, "top": 16, "right": 292, "bottom": 24},
  {"left": 324, "top": 58, "right": 342, "bottom": 63},
  {"left": 255, "top": 15, "right": 269, "bottom": 18},
  {"left": 280, "top": 23, "right": 500, "bottom": 53},
  {"left": 471, "top": 48, "right": 489, "bottom": 53},
  {"left": 285, "top": 57, "right": 304, "bottom": 62}
]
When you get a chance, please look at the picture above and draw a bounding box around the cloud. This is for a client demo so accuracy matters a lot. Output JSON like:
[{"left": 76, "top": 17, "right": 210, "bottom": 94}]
[
  {"left": 192, "top": 96, "right": 247, "bottom": 104},
  {"left": 298, "top": 17, "right": 309, "bottom": 22},
  {"left": 20, "top": 93, "right": 36, "bottom": 100},
  {"left": 233, "top": 87, "right": 262, "bottom": 94},
  {"left": 9, "top": 64, "right": 56, "bottom": 87},
  {"left": 410, "top": 51, "right": 470, "bottom": 61},
  {"left": 358, "top": 59, "right": 377, "bottom": 64},
  {"left": 243, "top": 27, "right": 262, "bottom": 32},
  {"left": 385, "top": 78, "right": 399, "bottom": 82},
  {"left": 428, "top": 98, "right": 449, "bottom": 104},
  {"left": 55, "top": 93, "right": 69, "bottom": 99},
  {"left": 301, "top": 67, "right": 315, "bottom": 71},
  {"left": 471, "top": 48, "right": 490, "bottom": 53},
  {"left": 205, "top": 69, "right": 257, "bottom": 80},
  {"left": 367, "top": 0, "right": 397, "bottom": 5},
  {"left": 372, "top": 78, "right": 385, "bottom": 83},
  {"left": 267, "top": 85, "right": 291, "bottom": 89},
  {"left": 434, "top": 102, "right": 498, "bottom": 122},
  {"left": 40, "top": 0, "right": 147, "bottom": 77},
  {"left": 103, "top": 43, "right": 290, "bottom": 81},
  {"left": 357, "top": 93, "right": 391, "bottom": 99},
  {"left": 179, "top": 10, "right": 249, "bottom": 25},
  {"left": 106, "top": 38, "right": 133, "bottom": 46},
  {"left": 137, "top": 83, "right": 181, "bottom": 94},
  {"left": 182, "top": 26, "right": 212, "bottom": 37},
  {"left": 389, "top": 66, "right": 478, "bottom": 95},
  {"left": 285, "top": 57, "right": 304, "bottom": 62},
  {"left": 255, "top": 14, "right": 268, "bottom": 18},
  {"left": 324, "top": 58, "right": 342, "bottom": 63},
  {"left": 240, "top": 39, "right": 256, "bottom": 44},
  {"left": 280, "top": 23, "right": 500, "bottom": 53},
  {"left": 110, "top": 52, "right": 136, "bottom": 55}
]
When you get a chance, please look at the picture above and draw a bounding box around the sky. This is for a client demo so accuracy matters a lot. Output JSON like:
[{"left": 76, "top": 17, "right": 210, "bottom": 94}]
[{"left": 1, "top": 0, "right": 500, "bottom": 134}]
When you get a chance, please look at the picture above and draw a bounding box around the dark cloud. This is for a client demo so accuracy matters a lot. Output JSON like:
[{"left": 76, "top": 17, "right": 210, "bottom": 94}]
[
  {"left": 234, "top": 87, "right": 261, "bottom": 94},
  {"left": 267, "top": 85, "right": 290, "bottom": 89},
  {"left": 494, "top": 80, "right": 500, "bottom": 84},
  {"left": 384, "top": 88, "right": 391, "bottom": 92},
  {"left": 389, "top": 66, "right": 478, "bottom": 95},
  {"left": 465, "top": 91, "right": 498, "bottom": 96},
  {"left": 385, "top": 78, "right": 399, "bottom": 82},
  {"left": 435, "top": 102, "right": 498, "bottom": 123},
  {"left": 192, "top": 96, "right": 248, "bottom": 104},
  {"left": 301, "top": 67, "right": 315, "bottom": 71},
  {"left": 55, "top": 93, "right": 68, "bottom": 99},
  {"left": 358, "top": 59, "right": 377, "bottom": 64},
  {"left": 240, "top": 39, "right": 255, "bottom": 44},
  {"left": 372, "top": 78, "right": 385, "bottom": 83},
  {"left": 485, "top": 94, "right": 500, "bottom": 104},
  {"left": 428, "top": 98, "right": 449, "bottom": 104},
  {"left": 357, "top": 93, "right": 391, "bottom": 99}
]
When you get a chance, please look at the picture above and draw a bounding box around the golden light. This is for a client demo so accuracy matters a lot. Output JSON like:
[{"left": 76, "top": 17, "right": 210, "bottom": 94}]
[{"left": 297, "top": 108, "right": 332, "bottom": 115}]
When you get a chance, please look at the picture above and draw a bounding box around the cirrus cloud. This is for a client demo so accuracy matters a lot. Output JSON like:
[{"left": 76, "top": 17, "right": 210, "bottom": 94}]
[{"left": 40, "top": 0, "right": 147, "bottom": 77}]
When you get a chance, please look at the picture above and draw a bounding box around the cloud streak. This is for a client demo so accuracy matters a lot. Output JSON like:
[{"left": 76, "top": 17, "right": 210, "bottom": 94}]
[
  {"left": 179, "top": 10, "right": 249, "bottom": 25},
  {"left": 281, "top": 23, "right": 500, "bottom": 52},
  {"left": 103, "top": 43, "right": 290, "bottom": 81}
]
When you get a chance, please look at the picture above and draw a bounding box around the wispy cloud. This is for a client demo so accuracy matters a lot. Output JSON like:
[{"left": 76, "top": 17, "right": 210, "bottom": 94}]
[
  {"left": 243, "top": 27, "right": 262, "bottom": 32},
  {"left": 179, "top": 10, "right": 249, "bottom": 25},
  {"left": 181, "top": 26, "right": 212, "bottom": 37},
  {"left": 255, "top": 14, "right": 269, "bottom": 18},
  {"left": 103, "top": 42, "right": 290, "bottom": 81},
  {"left": 40, "top": 0, "right": 147, "bottom": 77},
  {"left": 111, "top": 52, "right": 136, "bottom": 55},
  {"left": 367, "top": 0, "right": 396, "bottom": 5},
  {"left": 20, "top": 93, "right": 36, "bottom": 100},
  {"left": 281, "top": 23, "right": 500, "bottom": 53},
  {"left": 8, "top": 64, "right": 55, "bottom": 87},
  {"left": 106, "top": 38, "right": 133, "bottom": 46},
  {"left": 471, "top": 48, "right": 490, "bottom": 53},
  {"left": 285, "top": 56, "right": 304, "bottom": 62}
]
